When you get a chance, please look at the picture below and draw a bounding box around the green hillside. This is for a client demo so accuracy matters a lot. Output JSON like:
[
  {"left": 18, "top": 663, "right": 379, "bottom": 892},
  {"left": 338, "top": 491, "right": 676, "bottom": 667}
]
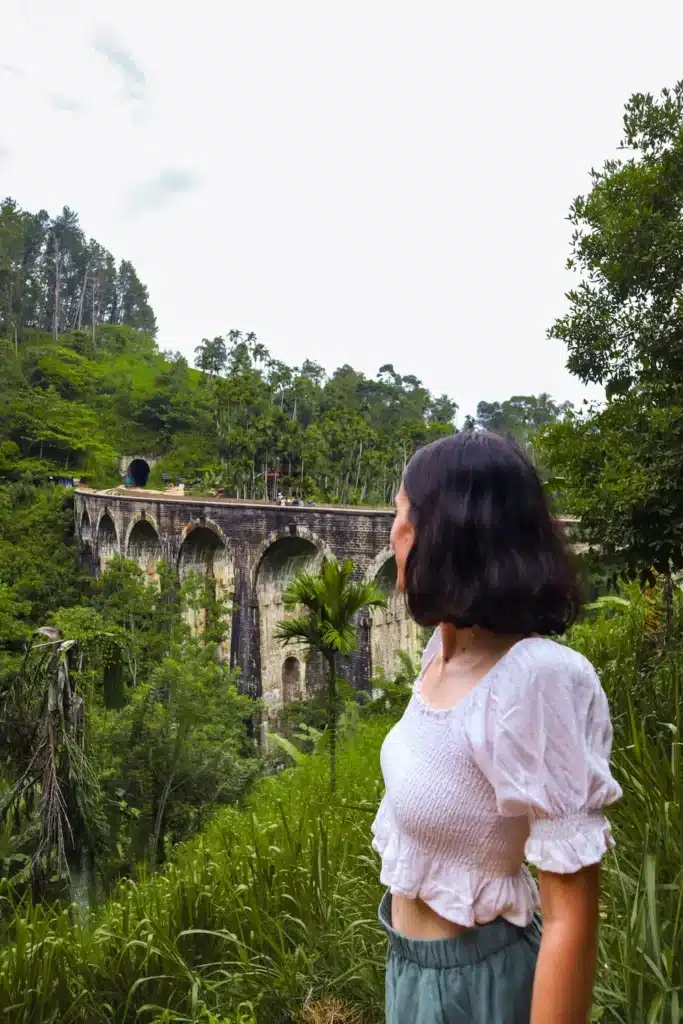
[
  {"left": 2, "top": 198, "right": 579, "bottom": 504},
  {"left": 0, "top": 322, "right": 461, "bottom": 503}
]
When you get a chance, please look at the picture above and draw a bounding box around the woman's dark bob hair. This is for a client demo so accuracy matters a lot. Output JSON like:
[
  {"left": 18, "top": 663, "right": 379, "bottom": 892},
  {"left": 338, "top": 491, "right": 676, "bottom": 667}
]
[{"left": 402, "top": 430, "right": 582, "bottom": 635}]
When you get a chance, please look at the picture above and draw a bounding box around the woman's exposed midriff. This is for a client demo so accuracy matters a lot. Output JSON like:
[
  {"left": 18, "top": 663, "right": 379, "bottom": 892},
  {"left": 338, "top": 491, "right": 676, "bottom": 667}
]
[{"left": 390, "top": 893, "right": 474, "bottom": 940}]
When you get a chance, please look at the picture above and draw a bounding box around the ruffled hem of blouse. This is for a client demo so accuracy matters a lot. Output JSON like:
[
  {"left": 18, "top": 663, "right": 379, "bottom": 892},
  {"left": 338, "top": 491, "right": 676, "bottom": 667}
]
[
  {"left": 524, "top": 814, "right": 615, "bottom": 874},
  {"left": 416, "top": 868, "right": 538, "bottom": 928},
  {"left": 371, "top": 808, "right": 539, "bottom": 928}
]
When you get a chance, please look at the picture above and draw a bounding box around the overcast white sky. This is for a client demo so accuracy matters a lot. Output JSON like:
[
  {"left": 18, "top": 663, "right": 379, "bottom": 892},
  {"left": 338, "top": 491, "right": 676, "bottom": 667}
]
[{"left": 2, "top": 1, "right": 682, "bottom": 419}]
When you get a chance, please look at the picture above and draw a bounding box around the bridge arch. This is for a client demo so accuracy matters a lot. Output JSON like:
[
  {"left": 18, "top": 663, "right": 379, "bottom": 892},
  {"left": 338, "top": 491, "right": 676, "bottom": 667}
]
[
  {"left": 80, "top": 507, "right": 92, "bottom": 544},
  {"left": 125, "top": 513, "right": 162, "bottom": 582},
  {"left": 79, "top": 506, "right": 96, "bottom": 572},
  {"left": 362, "top": 546, "right": 396, "bottom": 585},
  {"left": 124, "top": 510, "right": 160, "bottom": 550},
  {"left": 177, "top": 520, "right": 234, "bottom": 654},
  {"left": 364, "top": 546, "right": 422, "bottom": 683},
  {"left": 178, "top": 517, "right": 228, "bottom": 550},
  {"left": 250, "top": 526, "right": 333, "bottom": 590},
  {"left": 96, "top": 510, "right": 119, "bottom": 571},
  {"left": 254, "top": 530, "right": 330, "bottom": 712}
]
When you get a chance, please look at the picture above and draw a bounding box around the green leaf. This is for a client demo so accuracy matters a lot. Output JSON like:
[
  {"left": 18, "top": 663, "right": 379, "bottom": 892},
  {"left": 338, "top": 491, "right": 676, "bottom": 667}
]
[{"left": 266, "top": 732, "right": 306, "bottom": 763}]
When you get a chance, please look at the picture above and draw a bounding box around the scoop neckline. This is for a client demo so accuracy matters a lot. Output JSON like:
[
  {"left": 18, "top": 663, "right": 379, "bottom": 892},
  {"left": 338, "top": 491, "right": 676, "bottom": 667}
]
[{"left": 413, "top": 634, "right": 538, "bottom": 717}]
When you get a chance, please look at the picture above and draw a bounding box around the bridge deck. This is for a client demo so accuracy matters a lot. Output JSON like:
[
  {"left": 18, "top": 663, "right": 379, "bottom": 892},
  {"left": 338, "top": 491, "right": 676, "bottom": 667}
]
[
  {"left": 76, "top": 487, "right": 578, "bottom": 527},
  {"left": 76, "top": 486, "right": 394, "bottom": 515}
]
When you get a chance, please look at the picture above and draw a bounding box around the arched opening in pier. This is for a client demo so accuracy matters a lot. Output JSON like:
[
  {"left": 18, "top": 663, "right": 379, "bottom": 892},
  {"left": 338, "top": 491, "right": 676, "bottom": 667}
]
[
  {"left": 178, "top": 525, "right": 233, "bottom": 654},
  {"left": 97, "top": 513, "right": 118, "bottom": 572},
  {"left": 256, "top": 536, "right": 323, "bottom": 713},
  {"left": 282, "top": 656, "right": 302, "bottom": 704},
  {"left": 127, "top": 519, "right": 162, "bottom": 582}
]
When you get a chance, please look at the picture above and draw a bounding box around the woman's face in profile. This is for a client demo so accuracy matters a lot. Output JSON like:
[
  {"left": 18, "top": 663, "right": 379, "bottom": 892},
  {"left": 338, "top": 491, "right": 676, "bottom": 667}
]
[{"left": 390, "top": 485, "right": 415, "bottom": 592}]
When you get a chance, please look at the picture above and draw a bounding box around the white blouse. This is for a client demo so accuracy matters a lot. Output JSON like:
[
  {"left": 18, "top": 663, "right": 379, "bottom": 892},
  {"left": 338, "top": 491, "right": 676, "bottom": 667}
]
[{"left": 371, "top": 633, "right": 622, "bottom": 927}]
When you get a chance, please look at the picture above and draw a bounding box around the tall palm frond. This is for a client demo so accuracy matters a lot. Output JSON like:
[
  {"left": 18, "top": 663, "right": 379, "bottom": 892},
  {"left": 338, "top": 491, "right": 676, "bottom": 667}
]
[
  {"left": 279, "top": 558, "right": 386, "bottom": 656},
  {"left": 274, "top": 614, "right": 323, "bottom": 649}
]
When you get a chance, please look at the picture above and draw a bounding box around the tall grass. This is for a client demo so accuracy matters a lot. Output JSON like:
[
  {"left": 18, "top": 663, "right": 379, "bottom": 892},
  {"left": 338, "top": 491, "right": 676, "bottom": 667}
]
[
  {"left": 0, "top": 722, "right": 388, "bottom": 1023},
  {"left": 571, "top": 588, "right": 683, "bottom": 1022},
  {"left": 1, "top": 589, "right": 681, "bottom": 1022}
]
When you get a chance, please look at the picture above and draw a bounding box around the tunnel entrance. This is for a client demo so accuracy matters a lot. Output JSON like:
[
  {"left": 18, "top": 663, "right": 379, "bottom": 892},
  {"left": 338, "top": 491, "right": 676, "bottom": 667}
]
[{"left": 127, "top": 458, "right": 150, "bottom": 488}]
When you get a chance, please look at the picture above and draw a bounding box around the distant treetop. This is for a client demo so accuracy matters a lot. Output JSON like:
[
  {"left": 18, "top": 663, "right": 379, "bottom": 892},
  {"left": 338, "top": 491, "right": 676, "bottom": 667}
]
[{"left": 0, "top": 197, "right": 157, "bottom": 345}]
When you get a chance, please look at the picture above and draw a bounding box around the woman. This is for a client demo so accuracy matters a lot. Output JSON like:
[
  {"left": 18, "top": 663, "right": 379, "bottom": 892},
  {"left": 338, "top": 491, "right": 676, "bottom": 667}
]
[{"left": 372, "top": 431, "right": 621, "bottom": 1024}]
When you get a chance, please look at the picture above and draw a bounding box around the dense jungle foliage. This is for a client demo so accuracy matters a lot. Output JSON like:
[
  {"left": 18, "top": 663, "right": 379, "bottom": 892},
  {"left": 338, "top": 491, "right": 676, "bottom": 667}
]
[
  {"left": 0, "top": 533, "right": 261, "bottom": 900},
  {"left": 1, "top": 198, "right": 573, "bottom": 504},
  {"left": 1, "top": 587, "right": 681, "bottom": 1023}
]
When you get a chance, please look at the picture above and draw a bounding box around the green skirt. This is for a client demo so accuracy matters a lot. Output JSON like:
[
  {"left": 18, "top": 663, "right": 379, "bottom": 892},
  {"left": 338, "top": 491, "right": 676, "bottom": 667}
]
[{"left": 379, "top": 892, "right": 541, "bottom": 1024}]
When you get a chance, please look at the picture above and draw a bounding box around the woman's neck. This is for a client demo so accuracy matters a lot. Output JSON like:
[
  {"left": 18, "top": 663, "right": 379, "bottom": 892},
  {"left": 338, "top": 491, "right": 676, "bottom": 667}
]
[{"left": 439, "top": 622, "right": 521, "bottom": 662}]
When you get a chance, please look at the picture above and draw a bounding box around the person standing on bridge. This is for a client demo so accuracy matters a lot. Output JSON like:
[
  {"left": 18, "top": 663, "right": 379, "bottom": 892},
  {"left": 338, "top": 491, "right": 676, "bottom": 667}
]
[{"left": 372, "top": 430, "right": 621, "bottom": 1024}]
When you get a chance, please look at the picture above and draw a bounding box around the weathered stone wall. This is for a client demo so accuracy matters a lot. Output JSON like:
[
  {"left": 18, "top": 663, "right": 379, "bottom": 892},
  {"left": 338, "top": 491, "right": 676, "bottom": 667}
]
[
  {"left": 255, "top": 536, "right": 322, "bottom": 715},
  {"left": 96, "top": 511, "right": 119, "bottom": 572},
  {"left": 128, "top": 518, "right": 162, "bottom": 584},
  {"left": 74, "top": 491, "right": 420, "bottom": 704},
  {"left": 177, "top": 523, "right": 235, "bottom": 660},
  {"left": 368, "top": 555, "right": 422, "bottom": 681}
]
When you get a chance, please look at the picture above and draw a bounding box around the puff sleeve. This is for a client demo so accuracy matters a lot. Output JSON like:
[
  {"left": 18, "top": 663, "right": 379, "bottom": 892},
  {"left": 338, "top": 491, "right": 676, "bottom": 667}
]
[{"left": 466, "top": 643, "right": 622, "bottom": 874}]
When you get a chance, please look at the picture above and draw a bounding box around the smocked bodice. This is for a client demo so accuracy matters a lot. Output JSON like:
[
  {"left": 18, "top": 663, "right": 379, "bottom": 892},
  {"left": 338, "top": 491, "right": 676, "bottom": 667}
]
[{"left": 371, "top": 634, "right": 621, "bottom": 927}]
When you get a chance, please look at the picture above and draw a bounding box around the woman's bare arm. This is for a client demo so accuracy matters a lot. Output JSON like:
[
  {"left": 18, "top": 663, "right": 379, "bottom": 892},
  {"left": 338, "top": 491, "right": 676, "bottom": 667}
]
[{"left": 531, "top": 864, "right": 601, "bottom": 1024}]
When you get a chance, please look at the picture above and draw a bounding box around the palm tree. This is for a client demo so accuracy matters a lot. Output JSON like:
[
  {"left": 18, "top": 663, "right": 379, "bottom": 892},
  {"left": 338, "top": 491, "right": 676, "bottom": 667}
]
[
  {"left": 1, "top": 627, "right": 112, "bottom": 897},
  {"left": 274, "top": 558, "right": 387, "bottom": 793}
]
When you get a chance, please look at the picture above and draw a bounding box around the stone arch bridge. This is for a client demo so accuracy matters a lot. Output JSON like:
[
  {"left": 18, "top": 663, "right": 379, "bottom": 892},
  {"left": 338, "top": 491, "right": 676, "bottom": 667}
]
[{"left": 75, "top": 490, "right": 419, "bottom": 711}]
